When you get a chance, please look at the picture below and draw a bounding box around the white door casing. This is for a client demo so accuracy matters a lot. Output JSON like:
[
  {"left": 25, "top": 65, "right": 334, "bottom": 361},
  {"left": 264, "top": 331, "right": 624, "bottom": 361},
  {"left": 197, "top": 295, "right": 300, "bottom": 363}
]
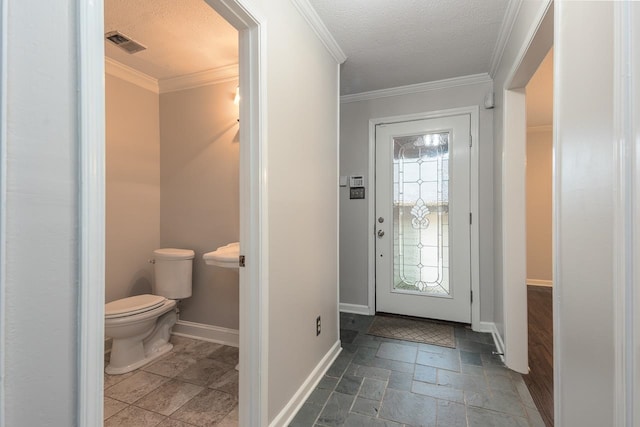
[{"left": 375, "top": 114, "right": 472, "bottom": 323}]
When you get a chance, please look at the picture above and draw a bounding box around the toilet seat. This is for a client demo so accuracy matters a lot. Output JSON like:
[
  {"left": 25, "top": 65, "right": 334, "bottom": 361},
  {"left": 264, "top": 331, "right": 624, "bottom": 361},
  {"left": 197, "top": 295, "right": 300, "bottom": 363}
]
[{"left": 105, "top": 294, "right": 167, "bottom": 319}]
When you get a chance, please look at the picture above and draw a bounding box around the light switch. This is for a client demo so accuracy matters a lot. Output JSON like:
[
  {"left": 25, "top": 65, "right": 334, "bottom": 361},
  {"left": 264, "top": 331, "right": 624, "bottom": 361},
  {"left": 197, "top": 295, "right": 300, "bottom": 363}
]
[{"left": 339, "top": 176, "right": 348, "bottom": 187}]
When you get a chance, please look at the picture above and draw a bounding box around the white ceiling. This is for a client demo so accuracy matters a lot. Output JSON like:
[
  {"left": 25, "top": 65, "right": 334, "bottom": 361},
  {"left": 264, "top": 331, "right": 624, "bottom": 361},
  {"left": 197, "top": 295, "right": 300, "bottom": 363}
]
[
  {"left": 526, "top": 48, "right": 553, "bottom": 127},
  {"left": 104, "top": 0, "right": 238, "bottom": 80},
  {"left": 308, "top": 0, "right": 510, "bottom": 95}
]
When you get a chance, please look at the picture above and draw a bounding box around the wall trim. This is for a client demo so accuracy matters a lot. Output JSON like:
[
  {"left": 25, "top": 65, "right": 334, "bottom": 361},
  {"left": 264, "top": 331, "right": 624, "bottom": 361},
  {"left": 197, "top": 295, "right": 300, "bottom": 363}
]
[
  {"left": 339, "top": 303, "right": 371, "bottom": 316},
  {"left": 159, "top": 63, "right": 239, "bottom": 93},
  {"left": 612, "top": 1, "right": 637, "bottom": 424},
  {"left": 290, "top": 0, "right": 347, "bottom": 64},
  {"left": 0, "top": 0, "right": 7, "bottom": 423},
  {"left": 478, "top": 322, "right": 506, "bottom": 362},
  {"left": 105, "top": 57, "right": 159, "bottom": 93},
  {"left": 367, "top": 106, "right": 482, "bottom": 329},
  {"left": 105, "top": 58, "right": 240, "bottom": 94},
  {"left": 78, "top": 0, "right": 107, "bottom": 425},
  {"left": 526, "top": 279, "right": 553, "bottom": 287},
  {"left": 489, "top": 0, "right": 523, "bottom": 78},
  {"left": 269, "top": 340, "right": 342, "bottom": 427},
  {"left": 173, "top": 320, "right": 240, "bottom": 347},
  {"left": 341, "top": 73, "right": 492, "bottom": 104}
]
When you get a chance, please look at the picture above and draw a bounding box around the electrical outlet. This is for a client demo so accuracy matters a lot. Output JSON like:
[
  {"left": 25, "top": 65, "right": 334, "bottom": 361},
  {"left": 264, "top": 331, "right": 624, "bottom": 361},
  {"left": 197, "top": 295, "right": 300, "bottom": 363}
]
[{"left": 316, "top": 316, "right": 321, "bottom": 336}]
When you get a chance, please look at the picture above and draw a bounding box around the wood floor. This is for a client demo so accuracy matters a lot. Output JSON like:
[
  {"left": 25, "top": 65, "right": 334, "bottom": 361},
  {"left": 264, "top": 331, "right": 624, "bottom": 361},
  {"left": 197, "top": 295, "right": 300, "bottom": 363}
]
[{"left": 523, "top": 285, "right": 554, "bottom": 427}]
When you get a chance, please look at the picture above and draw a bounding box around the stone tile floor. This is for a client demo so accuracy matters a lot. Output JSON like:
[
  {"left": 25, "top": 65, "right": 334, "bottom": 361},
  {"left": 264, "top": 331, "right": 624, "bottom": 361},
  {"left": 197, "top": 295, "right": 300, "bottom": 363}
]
[
  {"left": 104, "top": 335, "right": 239, "bottom": 427},
  {"left": 290, "top": 313, "right": 545, "bottom": 427}
]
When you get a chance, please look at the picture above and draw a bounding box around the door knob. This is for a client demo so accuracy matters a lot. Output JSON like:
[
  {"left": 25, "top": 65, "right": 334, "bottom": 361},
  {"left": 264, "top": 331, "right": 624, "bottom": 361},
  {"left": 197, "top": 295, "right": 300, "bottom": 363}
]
[{"left": 377, "top": 230, "right": 385, "bottom": 238}]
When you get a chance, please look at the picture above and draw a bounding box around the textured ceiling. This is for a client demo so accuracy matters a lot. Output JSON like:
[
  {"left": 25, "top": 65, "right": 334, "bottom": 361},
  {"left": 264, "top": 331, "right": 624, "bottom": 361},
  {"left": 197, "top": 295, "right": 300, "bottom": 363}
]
[
  {"left": 526, "top": 48, "right": 553, "bottom": 127},
  {"left": 308, "top": 0, "right": 510, "bottom": 95},
  {"left": 104, "top": 0, "right": 238, "bottom": 80}
]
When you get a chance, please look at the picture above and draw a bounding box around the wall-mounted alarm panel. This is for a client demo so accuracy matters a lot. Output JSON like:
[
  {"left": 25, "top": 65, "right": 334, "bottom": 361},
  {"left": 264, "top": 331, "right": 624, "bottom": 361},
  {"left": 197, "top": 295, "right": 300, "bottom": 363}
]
[{"left": 350, "top": 175, "right": 365, "bottom": 188}]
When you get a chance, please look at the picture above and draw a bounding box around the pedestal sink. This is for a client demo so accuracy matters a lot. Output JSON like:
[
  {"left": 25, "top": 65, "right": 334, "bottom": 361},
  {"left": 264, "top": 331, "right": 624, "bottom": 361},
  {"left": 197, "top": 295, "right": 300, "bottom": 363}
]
[
  {"left": 203, "top": 242, "right": 240, "bottom": 370},
  {"left": 203, "top": 242, "right": 239, "bottom": 269}
]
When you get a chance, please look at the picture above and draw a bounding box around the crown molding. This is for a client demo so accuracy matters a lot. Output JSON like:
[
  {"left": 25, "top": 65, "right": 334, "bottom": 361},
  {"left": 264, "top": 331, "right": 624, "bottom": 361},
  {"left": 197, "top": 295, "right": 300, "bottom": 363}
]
[
  {"left": 341, "top": 73, "right": 493, "bottom": 104},
  {"left": 489, "top": 0, "right": 523, "bottom": 78},
  {"left": 105, "top": 57, "right": 159, "bottom": 93},
  {"left": 105, "top": 58, "right": 239, "bottom": 94},
  {"left": 290, "top": 0, "right": 347, "bottom": 64},
  {"left": 158, "top": 63, "right": 239, "bottom": 93}
]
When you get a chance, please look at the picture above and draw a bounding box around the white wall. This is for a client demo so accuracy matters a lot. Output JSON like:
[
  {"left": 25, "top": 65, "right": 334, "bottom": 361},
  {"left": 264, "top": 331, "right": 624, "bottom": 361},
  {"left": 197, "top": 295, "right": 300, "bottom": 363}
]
[
  {"left": 253, "top": 0, "right": 340, "bottom": 421},
  {"left": 554, "top": 1, "right": 622, "bottom": 424},
  {"left": 160, "top": 81, "right": 240, "bottom": 330},
  {"left": 105, "top": 74, "right": 160, "bottom": 303},
  {"left": 2, "top": 0, "right": 79, "bottom": 424},
  {"left": 340, "top": 81, "right": 495, "bottom": 322}
]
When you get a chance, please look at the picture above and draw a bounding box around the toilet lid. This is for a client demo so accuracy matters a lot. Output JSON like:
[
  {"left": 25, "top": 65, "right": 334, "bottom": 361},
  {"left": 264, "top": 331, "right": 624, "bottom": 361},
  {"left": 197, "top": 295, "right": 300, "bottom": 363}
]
[{"left": 105, "top": 294, "right": 167, "bottom": 318}]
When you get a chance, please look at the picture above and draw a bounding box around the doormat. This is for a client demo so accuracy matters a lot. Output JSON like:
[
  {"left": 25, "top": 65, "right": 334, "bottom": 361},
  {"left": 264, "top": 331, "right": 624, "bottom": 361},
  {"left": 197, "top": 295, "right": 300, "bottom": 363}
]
[{"left": 367, "top": 315, "right": 456, "bottom": 348}]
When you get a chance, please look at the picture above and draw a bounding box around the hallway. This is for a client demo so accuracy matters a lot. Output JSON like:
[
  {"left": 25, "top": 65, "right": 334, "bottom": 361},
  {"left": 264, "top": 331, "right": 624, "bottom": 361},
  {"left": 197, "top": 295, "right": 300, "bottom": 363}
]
[{"left": 291, "top": 313, "right": 544, "bottom": 426}]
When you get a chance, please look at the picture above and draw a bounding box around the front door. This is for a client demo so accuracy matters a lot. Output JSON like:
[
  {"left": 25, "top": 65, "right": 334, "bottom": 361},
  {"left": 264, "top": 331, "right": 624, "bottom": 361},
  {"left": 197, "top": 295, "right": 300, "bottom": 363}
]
[{"left": 375, "top": 115, "right": 471, "bottom": 323}]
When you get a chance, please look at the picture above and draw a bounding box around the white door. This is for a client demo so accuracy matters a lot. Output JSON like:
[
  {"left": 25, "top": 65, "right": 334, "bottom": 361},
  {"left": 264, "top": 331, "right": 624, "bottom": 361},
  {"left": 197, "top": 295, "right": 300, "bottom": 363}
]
[{"left": 375, "top": 115, "right": 471, "bottom": 323}]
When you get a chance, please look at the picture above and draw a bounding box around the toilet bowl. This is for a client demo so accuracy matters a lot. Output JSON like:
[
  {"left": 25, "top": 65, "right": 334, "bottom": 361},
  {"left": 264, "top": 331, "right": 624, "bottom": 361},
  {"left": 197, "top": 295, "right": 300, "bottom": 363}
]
[
  {"left": 105, "top": 248, "right": 194, "bottom": 375},
  {"left": 105, "top": 295, "right": 176, "bottom": 374}
]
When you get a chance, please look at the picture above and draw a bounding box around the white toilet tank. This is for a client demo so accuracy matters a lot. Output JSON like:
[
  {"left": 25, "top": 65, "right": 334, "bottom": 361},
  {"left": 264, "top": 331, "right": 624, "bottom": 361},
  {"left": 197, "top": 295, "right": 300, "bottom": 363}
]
[{"left": 153, "top": 248, "right": 195, "bottom": 299}]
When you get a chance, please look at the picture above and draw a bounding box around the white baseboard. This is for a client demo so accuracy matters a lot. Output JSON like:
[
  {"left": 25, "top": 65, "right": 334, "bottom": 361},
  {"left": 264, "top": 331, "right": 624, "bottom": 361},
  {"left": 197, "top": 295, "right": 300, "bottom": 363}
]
[
  {"left": 269, "top": 340, "right": 342, "bottom": 427},
  {"left": 477, "top": 321, "right": 505, "bottom": 361},
  {"left": 339, "top": 303, "right": 371, "bottom": 315},
  {"left": 172, "top": 319, "right": 239, "bottom": 348},
  {"left": 526, "top": 279, "right": 553, "bottom": 287}
]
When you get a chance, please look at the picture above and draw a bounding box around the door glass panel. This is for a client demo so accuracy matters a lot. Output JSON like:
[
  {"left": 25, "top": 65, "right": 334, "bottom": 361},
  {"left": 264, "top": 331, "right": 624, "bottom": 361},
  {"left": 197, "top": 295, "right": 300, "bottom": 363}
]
[{"left": 393, "top": 132, "right": 450, "bottom": 296}]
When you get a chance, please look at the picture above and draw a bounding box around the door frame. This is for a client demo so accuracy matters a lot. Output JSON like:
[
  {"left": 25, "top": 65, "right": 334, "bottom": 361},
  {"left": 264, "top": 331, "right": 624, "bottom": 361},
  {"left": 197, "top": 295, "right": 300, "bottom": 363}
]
[
  {"left": 500, "top": 1, "right": 553, "bottom": 374},
  {"left": 367, "top": 106, "right": 481, "bottom": 330},
  {"left": 77, "top": 1, "right": 268, "bottom": 426}
]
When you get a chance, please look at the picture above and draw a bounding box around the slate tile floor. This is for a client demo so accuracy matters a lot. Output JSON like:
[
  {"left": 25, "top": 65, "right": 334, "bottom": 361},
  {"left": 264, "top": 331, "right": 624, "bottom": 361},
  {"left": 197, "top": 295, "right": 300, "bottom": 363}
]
[
  {"left": 104, "top": 335, "right": 239, "bottom": 427},
  {"left": 291, "top": 313, "right": 545, "bottom": 427}
]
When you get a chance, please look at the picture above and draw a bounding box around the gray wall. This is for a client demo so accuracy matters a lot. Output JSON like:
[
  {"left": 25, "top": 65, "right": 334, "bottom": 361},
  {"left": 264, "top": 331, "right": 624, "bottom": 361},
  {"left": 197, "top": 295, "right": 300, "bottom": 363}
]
[
  {"left": 3, "top": 0, "right": 78, "bottom": 424},
  {"left": 339, "top": 82, "right": 495, "bottom": 322},
  {"left": 159, "top": 81, "right": 240, "bottom": 330},
  {"left": 105, "top": 74, "right": 160, "bottom": 303}
]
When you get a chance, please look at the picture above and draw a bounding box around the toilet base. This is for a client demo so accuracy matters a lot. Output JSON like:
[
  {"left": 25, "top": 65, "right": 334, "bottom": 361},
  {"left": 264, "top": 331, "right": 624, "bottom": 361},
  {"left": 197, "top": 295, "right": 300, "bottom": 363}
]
[
  {"left": 105, "top": 307, "right": 177, "bottom": 375},
  {"left": 105, "top": 342, "right": 173, "bottom": 375}
]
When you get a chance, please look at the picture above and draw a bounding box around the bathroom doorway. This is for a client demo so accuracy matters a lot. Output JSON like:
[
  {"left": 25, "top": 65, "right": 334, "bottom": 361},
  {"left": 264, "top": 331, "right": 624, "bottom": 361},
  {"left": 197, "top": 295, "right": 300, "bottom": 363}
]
[{"left": 77, "top": 0, "right": 266, "bottom": 425}]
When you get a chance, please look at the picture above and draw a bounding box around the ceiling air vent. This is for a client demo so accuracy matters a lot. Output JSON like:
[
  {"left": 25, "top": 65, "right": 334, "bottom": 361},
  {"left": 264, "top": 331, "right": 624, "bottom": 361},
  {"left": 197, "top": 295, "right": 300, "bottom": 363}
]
[{"left": 105, "top": 31, "right": 146, "bottom": 54}]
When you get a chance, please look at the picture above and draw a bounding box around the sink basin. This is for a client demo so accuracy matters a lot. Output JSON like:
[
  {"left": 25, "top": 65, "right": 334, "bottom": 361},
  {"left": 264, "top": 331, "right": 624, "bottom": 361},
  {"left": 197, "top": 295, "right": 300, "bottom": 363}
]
[{"left": 203, "top": 242, "right": 240, "bottom": 269}]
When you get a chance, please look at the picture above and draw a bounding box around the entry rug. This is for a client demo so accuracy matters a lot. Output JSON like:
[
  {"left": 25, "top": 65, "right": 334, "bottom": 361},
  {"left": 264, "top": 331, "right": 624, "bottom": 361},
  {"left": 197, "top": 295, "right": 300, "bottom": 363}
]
[{"left": 367, "top": 315, "right": 456, "bottom": 348}]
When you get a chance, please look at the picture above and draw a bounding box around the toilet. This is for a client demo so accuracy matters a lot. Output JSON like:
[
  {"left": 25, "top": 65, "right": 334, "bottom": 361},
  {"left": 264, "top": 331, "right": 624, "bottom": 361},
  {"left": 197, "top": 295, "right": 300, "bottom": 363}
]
[{"left": 104, "top": 248, "right": 194, "bottom": 375}]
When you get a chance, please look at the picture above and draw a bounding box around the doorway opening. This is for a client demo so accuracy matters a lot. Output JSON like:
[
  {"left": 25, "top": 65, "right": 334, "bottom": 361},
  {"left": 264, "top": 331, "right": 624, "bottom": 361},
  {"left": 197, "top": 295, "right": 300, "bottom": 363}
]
[
  {"left": 524, "top": 47, "right": 554, "bottom": 427},
  {"left": 77, "top": 0, "right": 266, "bottom": 425},
  {"left": 499, "top": 0, "right": 554, "bottom": 424}
]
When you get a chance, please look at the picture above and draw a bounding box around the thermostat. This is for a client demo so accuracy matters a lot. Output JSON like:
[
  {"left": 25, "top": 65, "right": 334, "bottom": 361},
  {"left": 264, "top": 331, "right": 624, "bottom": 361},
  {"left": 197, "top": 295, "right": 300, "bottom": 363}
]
[{"left": 350, "top": 175, "right": 365, "bottom": 188}]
